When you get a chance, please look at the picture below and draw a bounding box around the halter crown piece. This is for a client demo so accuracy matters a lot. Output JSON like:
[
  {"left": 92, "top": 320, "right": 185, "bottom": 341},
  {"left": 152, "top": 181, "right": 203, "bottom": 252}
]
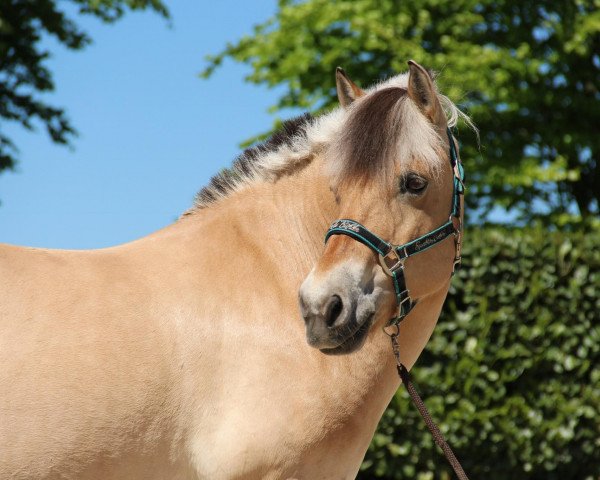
[{"left": 325, "top": 128, "right": 465, "bottom": 326}]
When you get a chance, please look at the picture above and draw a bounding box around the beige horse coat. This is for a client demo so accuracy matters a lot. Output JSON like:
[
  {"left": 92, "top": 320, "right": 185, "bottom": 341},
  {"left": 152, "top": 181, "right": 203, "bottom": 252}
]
[{"left": 0, "top": 62, "right": 465, "bottom": 479}]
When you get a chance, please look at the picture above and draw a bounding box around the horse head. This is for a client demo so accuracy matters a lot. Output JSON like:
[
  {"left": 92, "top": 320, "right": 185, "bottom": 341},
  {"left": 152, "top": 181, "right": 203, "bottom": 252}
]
[{"left": 299, "top": 61, "right": 463, "bottom": 354}]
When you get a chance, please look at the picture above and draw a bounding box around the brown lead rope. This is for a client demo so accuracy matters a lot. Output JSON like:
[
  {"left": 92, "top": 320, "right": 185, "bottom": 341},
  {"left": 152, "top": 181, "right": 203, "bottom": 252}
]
[{"left": 390, "top": 333, "right": 470, "bottom": 480}]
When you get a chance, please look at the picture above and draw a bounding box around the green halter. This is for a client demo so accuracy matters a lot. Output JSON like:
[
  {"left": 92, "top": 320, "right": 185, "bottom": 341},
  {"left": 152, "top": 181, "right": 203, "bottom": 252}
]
[{"left": 325, "top": 128, "right": 464, "bottom": 325}]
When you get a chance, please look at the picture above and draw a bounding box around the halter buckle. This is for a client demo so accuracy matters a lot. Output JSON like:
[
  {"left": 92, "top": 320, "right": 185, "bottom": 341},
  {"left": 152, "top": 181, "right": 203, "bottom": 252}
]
[
  {"left": 378, "top": 247, "right": 405, "bottom": 277},
  {"left": 450, "top": 215, "right": 463, "bottom": 274},
  {"left": 450, "top": 215, "right": 462, "bottom": 234}
]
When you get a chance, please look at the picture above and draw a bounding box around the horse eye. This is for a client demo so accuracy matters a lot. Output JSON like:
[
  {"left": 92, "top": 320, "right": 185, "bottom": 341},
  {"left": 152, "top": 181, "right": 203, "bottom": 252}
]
[{"left": 401, "top": 173, "right": 428, "bottom": 195}]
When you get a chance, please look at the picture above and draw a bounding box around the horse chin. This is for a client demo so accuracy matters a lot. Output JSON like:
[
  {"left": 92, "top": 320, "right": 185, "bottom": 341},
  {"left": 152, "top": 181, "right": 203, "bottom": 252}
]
[{"left": 319, "top": 312, "right": 375, "bottom": 355}]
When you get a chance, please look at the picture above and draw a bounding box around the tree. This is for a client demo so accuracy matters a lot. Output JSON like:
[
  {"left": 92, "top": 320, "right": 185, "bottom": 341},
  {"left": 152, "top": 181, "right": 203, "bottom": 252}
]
[
  {"left": 0, "top": 0, "right": 168, "bottom": 173},
  {"left": 201, "top": 0, "right": 600, "bottom": 225}
]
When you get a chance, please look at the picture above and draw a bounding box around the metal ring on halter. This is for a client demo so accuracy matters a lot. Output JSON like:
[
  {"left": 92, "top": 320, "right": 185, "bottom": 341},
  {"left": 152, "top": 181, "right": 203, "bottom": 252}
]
[
  {"left": 382, "top": 322, "right": 400, "bottom": 338},
  {"left": 378, "top": 248, "right": 405, "bottom": 276}
]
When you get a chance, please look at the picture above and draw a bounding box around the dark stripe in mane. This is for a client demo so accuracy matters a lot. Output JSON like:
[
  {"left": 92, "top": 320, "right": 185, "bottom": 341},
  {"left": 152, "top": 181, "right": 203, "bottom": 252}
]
[
  {"left": 338, "top": 87, "right": 407, "bottom": 178},
  {"left": 194, "top": 113, "right": 313, "bottom": 207}
]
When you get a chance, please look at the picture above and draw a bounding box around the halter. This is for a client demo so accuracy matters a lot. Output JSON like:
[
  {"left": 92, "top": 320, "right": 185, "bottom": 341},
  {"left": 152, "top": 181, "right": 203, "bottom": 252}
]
[
  {"left": 323, "top": 127, "right": 470, "bottom": 480},
  {"left": 324, "top": 128, "right": 464, "bottom": 326}
]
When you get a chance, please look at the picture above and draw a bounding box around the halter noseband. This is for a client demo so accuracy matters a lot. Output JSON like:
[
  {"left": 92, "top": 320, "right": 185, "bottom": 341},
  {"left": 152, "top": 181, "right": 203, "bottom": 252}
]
[{"left": 324, "top": 128, "right": 465, "bottom": 326}]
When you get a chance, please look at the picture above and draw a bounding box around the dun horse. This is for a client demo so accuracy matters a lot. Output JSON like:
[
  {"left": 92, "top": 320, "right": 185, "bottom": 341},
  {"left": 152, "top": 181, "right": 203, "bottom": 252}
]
[{"left": 0, "top": 61, "right": 468, "bottom": 479}]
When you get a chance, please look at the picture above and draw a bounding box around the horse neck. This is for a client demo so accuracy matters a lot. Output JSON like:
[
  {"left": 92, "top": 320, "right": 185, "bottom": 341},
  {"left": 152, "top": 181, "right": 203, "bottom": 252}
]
[
  {"left": 189, "top": 160, "right": 397, "bottom": 386},
  {"left": 162, "top": 150, "right": 446, "bottom": 379},
  {"left": 135, "top": 155, "right": 449, "bottom": 462},
  {"left": 180, "top": 156, "right": 338, "bottom": 289}
]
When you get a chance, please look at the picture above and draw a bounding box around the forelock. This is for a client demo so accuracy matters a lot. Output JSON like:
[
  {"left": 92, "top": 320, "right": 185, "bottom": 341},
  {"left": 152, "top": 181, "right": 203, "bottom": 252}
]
[{"left": 327, "top": 87, "right": 445, "bottom": 183}]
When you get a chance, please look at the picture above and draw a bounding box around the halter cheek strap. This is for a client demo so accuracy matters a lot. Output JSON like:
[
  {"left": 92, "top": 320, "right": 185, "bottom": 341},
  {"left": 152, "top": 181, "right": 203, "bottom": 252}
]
[{"left": 324, "top": 128, "right": 465, "bottom": 326}]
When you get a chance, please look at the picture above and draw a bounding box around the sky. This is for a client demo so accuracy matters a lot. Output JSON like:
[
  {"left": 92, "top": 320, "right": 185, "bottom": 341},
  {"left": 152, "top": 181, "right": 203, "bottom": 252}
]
[{"left": 0, "top": 0, "right": 296, "bottom": 249}]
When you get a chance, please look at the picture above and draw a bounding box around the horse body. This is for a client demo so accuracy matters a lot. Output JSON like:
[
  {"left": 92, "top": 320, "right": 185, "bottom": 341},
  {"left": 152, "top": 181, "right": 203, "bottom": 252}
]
[
  {"left": 0, "top": 238, "right": 188, "bottom": 478},
  {"left": 1, "top": 62, "right": 465, "bottom": 479}
]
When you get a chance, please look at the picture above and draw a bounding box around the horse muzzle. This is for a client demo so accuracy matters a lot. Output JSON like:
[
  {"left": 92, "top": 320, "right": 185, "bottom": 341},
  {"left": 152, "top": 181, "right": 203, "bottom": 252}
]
[{"left": 298, "top": 262, "right": 385, "bottom": 354}]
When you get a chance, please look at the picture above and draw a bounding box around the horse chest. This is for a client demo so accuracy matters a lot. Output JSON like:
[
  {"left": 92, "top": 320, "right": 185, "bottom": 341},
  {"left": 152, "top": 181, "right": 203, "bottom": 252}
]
[{"left": 183, "top": 353, "right": 387, "bottom": 480}]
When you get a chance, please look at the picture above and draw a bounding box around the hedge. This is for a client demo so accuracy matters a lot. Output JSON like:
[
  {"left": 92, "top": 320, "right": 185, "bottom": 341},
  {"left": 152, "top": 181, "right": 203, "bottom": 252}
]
[{"left": 359, "top": 227, "right": 600, "bottom": 480}]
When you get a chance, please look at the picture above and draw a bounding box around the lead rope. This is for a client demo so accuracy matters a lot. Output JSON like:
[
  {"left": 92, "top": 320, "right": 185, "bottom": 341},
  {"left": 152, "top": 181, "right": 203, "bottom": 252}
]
[{"left": 389, "top": 331, "right": 470, "bottom": 480}]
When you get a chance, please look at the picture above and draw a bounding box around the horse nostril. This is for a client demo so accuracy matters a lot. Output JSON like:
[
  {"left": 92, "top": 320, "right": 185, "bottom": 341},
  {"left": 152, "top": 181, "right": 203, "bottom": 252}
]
[{"left": 324, "top": 294, "right": 343, "bottom": 327}]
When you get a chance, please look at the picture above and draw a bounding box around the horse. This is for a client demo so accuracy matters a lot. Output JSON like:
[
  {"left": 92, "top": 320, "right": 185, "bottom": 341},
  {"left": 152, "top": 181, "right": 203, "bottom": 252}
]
[{"left": 0, "top": 60, "right": 469, "bottom": 479}]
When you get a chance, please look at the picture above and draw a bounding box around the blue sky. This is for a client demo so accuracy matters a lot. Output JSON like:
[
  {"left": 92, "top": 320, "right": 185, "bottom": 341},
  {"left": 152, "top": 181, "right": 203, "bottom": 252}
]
[{"left": 0, "top": 0, "right": 297, "bottom": 249}]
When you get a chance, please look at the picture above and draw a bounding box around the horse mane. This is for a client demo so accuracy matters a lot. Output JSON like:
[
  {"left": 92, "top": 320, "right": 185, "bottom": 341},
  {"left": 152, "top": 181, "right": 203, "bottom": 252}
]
[
  {"left": 184, "top": 113, "right": 314, "bottom": 215},
  {"left": 190, "top": 114, "right": 314, "bottom": 210},
  {"left": 185, "top": 72, "right": 473, "bottom": 213}
]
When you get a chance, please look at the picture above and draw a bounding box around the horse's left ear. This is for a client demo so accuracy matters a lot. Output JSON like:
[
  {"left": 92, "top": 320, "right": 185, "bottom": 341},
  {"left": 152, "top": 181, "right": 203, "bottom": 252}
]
[
  {"left": 336, "top": 67, "right": 365, "bottom": 108},
  {"left": 407, "top": 60, "right": 446, "bottom": 128}
]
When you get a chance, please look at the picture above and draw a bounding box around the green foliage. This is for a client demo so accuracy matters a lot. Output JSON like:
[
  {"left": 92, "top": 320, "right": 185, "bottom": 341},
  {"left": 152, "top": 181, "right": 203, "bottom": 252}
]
[
  {"left": 201, "top": 0, "right": 600, "bottom": 223},
  {"left": 359, "top": 227, "right": 600, "bottom": 479},
  {"left": 0, "top": 0, "right": 168, "bottom": 173}
]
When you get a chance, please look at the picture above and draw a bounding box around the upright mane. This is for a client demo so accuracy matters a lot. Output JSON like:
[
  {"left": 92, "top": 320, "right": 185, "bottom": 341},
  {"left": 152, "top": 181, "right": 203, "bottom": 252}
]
[
  {"left": 189, "top": 113, "right": 315, "bottom": 211},
  {"left": 186, "top": 71, "right": 472, "bottom": 213}
]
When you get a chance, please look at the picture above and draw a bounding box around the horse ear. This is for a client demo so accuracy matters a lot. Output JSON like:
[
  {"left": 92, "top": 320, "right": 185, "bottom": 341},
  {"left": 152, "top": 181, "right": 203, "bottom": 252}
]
[
  {"left": 336, "top": 67, "right": 365, "bottom": 108},
  {"left": 407, "top": 60, "right": 446, "bottom": 127}
]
